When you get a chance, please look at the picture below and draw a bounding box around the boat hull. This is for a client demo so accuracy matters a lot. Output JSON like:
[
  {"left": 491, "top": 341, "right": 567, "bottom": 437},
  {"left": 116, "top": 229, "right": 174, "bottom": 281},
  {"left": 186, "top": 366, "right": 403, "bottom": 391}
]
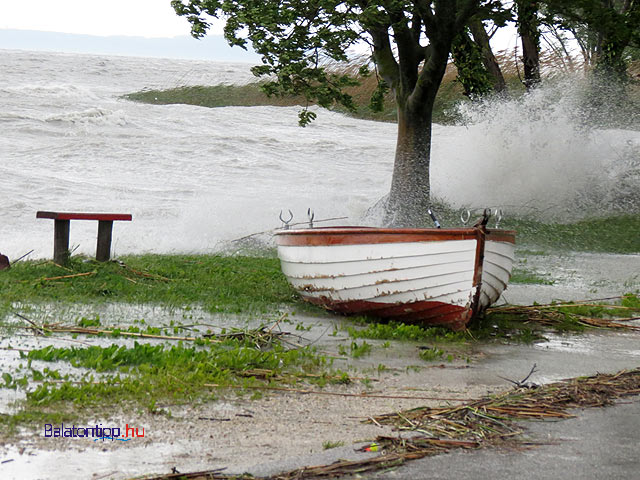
[{"left": 276, "top": 227, "right": 515, "bottom": 330}]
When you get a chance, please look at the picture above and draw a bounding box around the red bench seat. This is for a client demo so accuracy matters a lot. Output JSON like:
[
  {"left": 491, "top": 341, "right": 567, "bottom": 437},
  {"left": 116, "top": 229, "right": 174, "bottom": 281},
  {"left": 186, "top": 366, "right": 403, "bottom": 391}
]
[{"left": 36, "top": 211, "right": 132, "bottom": 264}]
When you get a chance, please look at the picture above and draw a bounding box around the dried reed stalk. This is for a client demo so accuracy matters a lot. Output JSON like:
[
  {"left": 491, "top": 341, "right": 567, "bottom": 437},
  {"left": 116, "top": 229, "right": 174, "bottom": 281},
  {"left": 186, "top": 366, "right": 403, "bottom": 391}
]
[{"left": 135, "top": 368, "right": 640, "bottom": 480}]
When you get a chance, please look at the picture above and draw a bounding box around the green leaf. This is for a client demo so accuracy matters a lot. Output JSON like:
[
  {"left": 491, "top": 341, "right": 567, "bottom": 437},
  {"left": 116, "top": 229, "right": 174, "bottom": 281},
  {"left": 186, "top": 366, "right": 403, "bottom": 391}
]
[{"left": 298, "top": 109, "right": 317, "bottom": 127}]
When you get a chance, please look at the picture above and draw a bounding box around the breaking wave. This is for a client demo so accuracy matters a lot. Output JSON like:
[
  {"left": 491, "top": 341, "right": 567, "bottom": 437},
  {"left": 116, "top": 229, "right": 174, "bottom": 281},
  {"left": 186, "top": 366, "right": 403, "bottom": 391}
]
[{"left": 431, "top": 76, "right": 640, "bottom": 221}]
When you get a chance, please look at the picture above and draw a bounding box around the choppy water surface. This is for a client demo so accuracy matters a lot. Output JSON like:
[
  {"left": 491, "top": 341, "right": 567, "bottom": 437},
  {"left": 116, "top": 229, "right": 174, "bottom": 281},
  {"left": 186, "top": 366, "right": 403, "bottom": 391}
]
[
  {"left": 0, "top": 49, "right": 396, "bottom": 258},
  {"left": 1, "top": 48, "right": 639, "bottom": 480},
  {"left": 1, "top": 49, "right": 639, "bottom": 260}
]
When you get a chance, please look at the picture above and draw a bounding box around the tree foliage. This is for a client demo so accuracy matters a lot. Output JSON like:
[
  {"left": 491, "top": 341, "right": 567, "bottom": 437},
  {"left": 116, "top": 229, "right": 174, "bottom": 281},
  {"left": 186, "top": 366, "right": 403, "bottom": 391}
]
[
  {"left": 451, "top": 28, "right": 495, "bottom": 97},
  {"left": 172, "top": 1, "right": 504, "bottom": 122},
  {"left": 172, "top": 0, "right": 506, "bottom": 224},
  {"left": 171, "top": 0, "right": 638, "bottom": 222},
  {"left": 173, "top": 0, "right": 364, "bottom": 125},
  {"left": 542, "top": 0, "right": 640, "bottom": 82}
]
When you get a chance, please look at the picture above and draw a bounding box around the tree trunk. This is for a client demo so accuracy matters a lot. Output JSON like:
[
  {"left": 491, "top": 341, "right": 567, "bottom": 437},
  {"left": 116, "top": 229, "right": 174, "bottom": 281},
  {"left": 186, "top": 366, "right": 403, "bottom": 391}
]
[
  {"left": 372, "top": 3, "right": 485, "bottom": 226},
  {"left": 385, "top": 101, "right": 434, "bottom": 227},
  {"left": 468, "top": 18, "right": 506, "bottom": 93},
  {"left": 516, "top": 0, "right": 541, "bottom": 90}
]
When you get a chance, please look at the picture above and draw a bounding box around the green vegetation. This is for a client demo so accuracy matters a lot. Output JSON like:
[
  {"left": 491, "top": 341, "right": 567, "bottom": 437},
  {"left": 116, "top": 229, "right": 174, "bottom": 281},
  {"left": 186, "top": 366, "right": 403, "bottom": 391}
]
[
  {"left": 125, "top": 84, "right": 305, "bottom": 110},
  {"left": 510, "top": 268, "right": 555, "bottom": 285},
  {"left": 346, "top": 320, "right": 471, "bottom": 362},
  {"left": 322, "top": 440, "right": 345, "bottom": 450},
  {"left": 0, "top": 254, "right": 308, "bottom": 318},
  {"left": 347, "top": 322, "right": 467, "bottom": 343},
  {"left": 422, "top": 202, "right": 640, "bottom": 253},
  {"left": 503, "top": 215, "right": 640, "bottom": 254},
  {"left": 21, "top": 339, "right": 326, "bottom": 408},
  {"left": 418, "top": 347, "right": 447, "bottom": 362},
  {"left": 2, "top": 252, "right": 638, "bottom": 431},
  {"left": 430, "top": 206, "right": 639, "bottom": 254},
  {"left": 0, "top": 325, "right": 345, "bottom": 430},
  {"left": 338, "top": 340, "right": 373, "bottom": 359},
  {"left": 0, "top": 254, "right": 334, "bottom": 430},
  {"left": 125, "top": 81, "right": 402, "bottom": 124}
]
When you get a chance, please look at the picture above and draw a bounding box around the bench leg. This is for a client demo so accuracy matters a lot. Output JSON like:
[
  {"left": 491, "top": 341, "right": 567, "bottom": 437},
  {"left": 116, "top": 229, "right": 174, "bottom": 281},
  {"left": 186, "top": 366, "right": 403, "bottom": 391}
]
[
  {"left": 96, "top": 220, "right": 113, "bottom": 262},
  {"left": 53, "top": 219, "right": 70, "bottom": 265}
]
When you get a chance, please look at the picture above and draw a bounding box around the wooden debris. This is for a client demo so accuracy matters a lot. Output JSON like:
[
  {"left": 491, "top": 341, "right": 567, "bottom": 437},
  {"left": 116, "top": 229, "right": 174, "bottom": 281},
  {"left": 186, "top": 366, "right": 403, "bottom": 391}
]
[
  {"left": 135, "top": 368, "right": 640, "bottom": 480},
  {"left": 115, "top": 260, "right": 170, "bottom": 282},
  {"left": 40, "top": 324, "right": 202, "bottom": 342},
  {"left": 371, "top": 368, "right": 640, "bottom": 428},
  {"left": 485, "top": 297, "right": 640, "bottom": 331},
  {"left": 40, "top": 271, "right": 96, "bottom": 282},
  {"left": 12, "top": 312, "right": 46, "bottom": 335},
  {"left": 11, "top": 318, "right": 291, "bottom": 346}
]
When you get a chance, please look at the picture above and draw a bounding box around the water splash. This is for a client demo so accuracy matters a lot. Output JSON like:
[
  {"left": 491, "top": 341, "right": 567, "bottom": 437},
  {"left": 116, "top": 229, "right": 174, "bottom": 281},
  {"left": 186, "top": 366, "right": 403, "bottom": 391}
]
[
  {"left": 431, "top": 76, "right": 640, "bottom": 221},
  {"left": 1, "top": 50, "right": 638, "bottom": 260}
]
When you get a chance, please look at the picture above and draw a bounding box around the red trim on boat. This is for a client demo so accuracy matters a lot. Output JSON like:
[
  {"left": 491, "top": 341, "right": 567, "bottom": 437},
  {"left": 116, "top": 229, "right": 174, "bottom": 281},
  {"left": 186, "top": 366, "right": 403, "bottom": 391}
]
[
  {"left": 277, "top": 227, "right": 477, "bottom": 246},
  {"left": 485, "top": 230, "right": 516, "bottom": 244},
  {"left": 304, "top": 296, "right": 473, "bottom": 331},
  {"left": 276, "top": 227, "right": 515, "bottom": 247}
]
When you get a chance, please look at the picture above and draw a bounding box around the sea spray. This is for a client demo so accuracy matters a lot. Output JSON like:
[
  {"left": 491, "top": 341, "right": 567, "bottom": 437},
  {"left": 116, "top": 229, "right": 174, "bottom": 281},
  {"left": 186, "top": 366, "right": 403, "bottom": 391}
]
[
  {"left": 430, "top": 76, "right": 640, "bottom": 221},
  {"left": 1, "top": 50, "right": 638, "bottom": 258}
]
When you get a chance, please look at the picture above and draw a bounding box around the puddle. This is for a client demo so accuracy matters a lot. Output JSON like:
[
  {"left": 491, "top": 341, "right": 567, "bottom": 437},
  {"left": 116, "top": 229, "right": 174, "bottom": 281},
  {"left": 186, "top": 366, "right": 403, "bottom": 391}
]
[
  {"left": 506, "top": 251, "right": 639, "bottom": 305},
  {"left": 2, "top": 319, "right": 640, "bottom": 479},
  {"left": 0, "top": 302, "right": 362, "bottom": 413},
  {"left": 1, "top": 251, "right": 639, "bottom": 479}
]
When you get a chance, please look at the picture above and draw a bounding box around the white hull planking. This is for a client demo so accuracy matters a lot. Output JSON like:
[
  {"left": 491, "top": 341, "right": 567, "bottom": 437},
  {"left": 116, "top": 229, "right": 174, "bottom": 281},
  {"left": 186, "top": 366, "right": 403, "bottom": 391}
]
[
  {"left": 277, "top": 240, "right": 478, "bottom": 306},
  {"left": 479, "top": 240, "right": 516, "bottom": 308}
]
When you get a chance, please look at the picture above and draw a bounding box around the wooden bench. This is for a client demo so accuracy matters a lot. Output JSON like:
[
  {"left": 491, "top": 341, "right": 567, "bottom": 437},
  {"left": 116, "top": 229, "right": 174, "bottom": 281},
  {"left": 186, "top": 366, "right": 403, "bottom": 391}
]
[{"left": 36, "top": 211, "right": 132, "bottom": 264}]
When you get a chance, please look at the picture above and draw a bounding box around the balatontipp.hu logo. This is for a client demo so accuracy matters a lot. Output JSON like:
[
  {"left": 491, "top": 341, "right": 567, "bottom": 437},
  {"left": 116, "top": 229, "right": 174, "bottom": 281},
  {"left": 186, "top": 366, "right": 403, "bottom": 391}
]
[{"left": 44, "top": 423, "right": 145, "bottom": 442}]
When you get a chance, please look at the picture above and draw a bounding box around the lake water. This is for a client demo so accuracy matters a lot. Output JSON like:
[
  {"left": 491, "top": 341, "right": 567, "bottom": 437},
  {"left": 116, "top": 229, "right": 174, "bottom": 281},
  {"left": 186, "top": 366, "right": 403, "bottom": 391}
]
[
  {"left": 0, "top": 48, "right": 638, "bottom": 480},
  {"left": 0, "top": 48, "right": 638, "bottom": 260}
]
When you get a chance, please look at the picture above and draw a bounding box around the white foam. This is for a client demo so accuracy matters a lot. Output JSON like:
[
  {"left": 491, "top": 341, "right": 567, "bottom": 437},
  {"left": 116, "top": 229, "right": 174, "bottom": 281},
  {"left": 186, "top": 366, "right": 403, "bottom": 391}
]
[{"left": 0, "top": 50, "right": 638, "bottom": 259}]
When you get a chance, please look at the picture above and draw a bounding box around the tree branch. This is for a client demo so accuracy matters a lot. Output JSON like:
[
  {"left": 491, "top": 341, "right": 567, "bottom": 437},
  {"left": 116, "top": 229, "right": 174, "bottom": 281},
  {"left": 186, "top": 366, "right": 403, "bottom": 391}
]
[
  {"left": 369, "top": 26, "right": 400, "bottom": 88},
  {"left": 415, "top": 2, "right": 436, "bottom": 36},
  {"left": 455, "top": 0, "right": 482, "bottom": 30},
  {"left": 411, "top": 7, "right": 423, "bottom": 43}
]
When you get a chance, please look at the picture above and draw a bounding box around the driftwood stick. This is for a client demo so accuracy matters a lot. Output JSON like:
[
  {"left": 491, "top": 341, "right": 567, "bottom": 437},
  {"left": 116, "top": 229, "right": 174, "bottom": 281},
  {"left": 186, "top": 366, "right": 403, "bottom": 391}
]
[
  {"left": 12, "top": 312, "right": 47, "bottom": 335},
  {"left": 41, "top": 324, "right": 209, "bottom": 342},
  {"left": 41, "top": 271, "right": 96, "bottom": 282},
  {"left": 498, "top": 363, "right": 539, "bottom": 388},
  {"left": 12, "top": 249, "right": 34, "bottom": 264}
]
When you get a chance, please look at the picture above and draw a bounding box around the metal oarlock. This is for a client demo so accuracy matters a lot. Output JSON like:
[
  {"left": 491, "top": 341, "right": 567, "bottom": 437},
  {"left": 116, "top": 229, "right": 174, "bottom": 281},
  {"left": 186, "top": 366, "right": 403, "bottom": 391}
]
[
  {"left": 483, "top": 208, "right": 492, "bottom": 225},
  {"left": 307, "top": 208, "right": 315, "bottom": 228},
  {"left": 494, "top": 208, "right": 504, "bottom": 228},
  {"left": 460, "top": 209, "right": 471, "bottom": 226},
  {"left": 279, "top": 209, "right": 293, "bottom": 230}
]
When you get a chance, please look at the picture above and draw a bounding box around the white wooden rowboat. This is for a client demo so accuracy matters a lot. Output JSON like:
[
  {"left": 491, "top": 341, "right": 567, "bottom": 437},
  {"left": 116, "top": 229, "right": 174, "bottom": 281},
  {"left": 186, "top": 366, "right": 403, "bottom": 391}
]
[{"left": 275, "top": 223, "right": 516, "bottom": 331}]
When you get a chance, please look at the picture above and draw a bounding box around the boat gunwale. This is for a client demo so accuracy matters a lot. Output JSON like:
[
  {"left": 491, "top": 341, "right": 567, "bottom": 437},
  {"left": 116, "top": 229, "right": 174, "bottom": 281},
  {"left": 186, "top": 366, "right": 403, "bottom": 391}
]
[{"left": 276, "top": 226, "right": 516, "bottom": 246}]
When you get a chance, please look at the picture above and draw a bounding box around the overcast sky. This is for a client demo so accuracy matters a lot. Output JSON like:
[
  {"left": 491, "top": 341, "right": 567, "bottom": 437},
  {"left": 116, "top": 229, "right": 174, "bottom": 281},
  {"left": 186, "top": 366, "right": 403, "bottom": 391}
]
[
  {"left": 0, "top": 1, "right": 518, "bottom": 60},
  {"left": 0, "top": 0, "right": 220, "bottom": 38}
]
